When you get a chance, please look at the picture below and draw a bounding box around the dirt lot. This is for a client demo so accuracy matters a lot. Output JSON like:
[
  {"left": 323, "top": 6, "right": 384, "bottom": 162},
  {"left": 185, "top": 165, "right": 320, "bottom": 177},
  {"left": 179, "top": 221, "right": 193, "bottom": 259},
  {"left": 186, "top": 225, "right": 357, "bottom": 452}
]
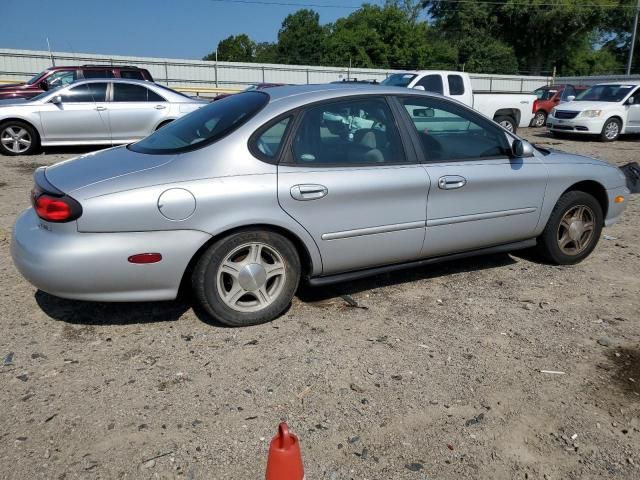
[{"left": 1, "top": 129, "right": 638, "bottom": 480}]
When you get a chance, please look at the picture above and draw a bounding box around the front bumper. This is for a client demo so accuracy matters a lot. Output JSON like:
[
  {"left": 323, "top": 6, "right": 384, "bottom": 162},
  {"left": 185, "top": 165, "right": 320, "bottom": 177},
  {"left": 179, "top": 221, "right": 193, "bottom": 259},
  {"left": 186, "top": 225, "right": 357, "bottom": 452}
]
[
  {"left": 547, "top": 116, "right": 605, "bottom": 134},
  {"left": 11, "top": 209, "right": 211, "bottom": 302}
]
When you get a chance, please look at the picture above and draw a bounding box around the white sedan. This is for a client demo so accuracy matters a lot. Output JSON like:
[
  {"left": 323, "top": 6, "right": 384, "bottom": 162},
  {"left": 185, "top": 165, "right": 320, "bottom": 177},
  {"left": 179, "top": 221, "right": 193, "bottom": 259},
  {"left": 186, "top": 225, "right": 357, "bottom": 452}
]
[{"left": 0, "top": 79, "right": 207, "bottom": 155}]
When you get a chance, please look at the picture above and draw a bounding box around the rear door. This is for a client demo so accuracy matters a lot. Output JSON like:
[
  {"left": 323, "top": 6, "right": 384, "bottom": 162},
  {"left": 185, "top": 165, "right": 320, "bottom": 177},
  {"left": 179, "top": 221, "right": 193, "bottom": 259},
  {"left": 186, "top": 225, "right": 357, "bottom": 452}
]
[
  {"left": 107, "top": 83, "right": 169, "bottom": 142},
  {"left": 275, "top": 96, "right": 430, "bottom": 275},
  {"left": 396, "top": 95, "right": 548, "bottom": 258},
  {"left": 40, "top": 82, "right": 110, "bottom": 143}
]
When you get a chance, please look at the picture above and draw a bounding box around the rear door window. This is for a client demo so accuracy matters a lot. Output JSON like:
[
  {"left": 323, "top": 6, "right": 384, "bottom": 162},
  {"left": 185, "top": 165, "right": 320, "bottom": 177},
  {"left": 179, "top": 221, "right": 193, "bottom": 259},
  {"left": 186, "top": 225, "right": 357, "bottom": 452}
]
[
  {"left": 447, "top": 75, "right": 465, "bottom": 96},
  {"left": 113, "top": 83, "right": 156, "bottom": 102},
  {"left": 83, "top": 69, "right": 115, "bottom": 79},
  {"left": 416, "top": 75, "right": 444, "bottom": 95},
  {"left": 120, "top": 70, "right": 145, "bottom": 80}
]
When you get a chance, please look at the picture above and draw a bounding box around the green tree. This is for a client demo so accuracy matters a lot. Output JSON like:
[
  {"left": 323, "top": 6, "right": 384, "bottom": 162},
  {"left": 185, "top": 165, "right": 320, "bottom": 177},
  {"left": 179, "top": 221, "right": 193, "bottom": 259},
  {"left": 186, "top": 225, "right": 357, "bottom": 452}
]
[
  {"left": 255, "top": 42, "right": 279, "bottom": 64},
  {"left": 277, "top": 9, "right": 327, "bottom": 65},
  {"left": 203, "top": 34, "right": 255, "bottom": 62}
]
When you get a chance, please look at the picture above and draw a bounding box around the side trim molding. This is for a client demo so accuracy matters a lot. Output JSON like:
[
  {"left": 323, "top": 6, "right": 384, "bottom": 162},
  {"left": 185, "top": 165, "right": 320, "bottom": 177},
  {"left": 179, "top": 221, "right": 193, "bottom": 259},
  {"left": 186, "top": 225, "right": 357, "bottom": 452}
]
[
  {"left": 427, "top": 207, "right": 537, "bottom": 227},
  {"left": 307, "top": 238, "right": 536, "bottom": 287},
  {"left": 321, "top": 220, "right": 425, "bottom": 241}
]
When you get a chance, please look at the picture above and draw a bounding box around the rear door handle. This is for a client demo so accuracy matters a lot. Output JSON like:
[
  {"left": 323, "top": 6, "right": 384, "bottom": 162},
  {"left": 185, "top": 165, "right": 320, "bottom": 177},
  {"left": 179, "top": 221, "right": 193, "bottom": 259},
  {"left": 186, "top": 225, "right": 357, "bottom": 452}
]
[
  {"left": 154, "top": 104, "right": 167, "bottom": 110},
  {"left": 438, "top": 175, "right": 467, "bottom": 190},
  {"left": 95, "top": 106, "right": 107, "bottom": 111},
  {"left": 291, "top": 184, "right": 328, "bottom": 201}
]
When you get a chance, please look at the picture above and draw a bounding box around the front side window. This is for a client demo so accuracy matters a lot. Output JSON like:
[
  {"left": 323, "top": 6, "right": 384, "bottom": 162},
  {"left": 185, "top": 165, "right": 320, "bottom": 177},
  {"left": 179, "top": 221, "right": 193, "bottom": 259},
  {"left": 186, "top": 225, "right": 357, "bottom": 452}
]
[
  {"left": 59, "top": 83, "right": 108, "bottom": 103},
  {"left": 401, "top": 97, "right": 509, "bottom": 161},
  {"left": 254, "top": 117, "right": 291, "bottom": 159},
  {"left": 291, "top": 97, "right": 405, "bottom": 165},
  {"left": 560, "top": 85, "right": 576, "bottom": 101},
  {"left": 416, "top": 75, "right": 444, "bottom": 95},
  {"left": 120, "top": 70, "right": 145, "bottom": 80},
  {"left": 45, "top": 70, "right": 77, "bottom": 89},
  {"left": 448, "top": 75, "right": 465, "bottom": 96},
  {"left": 130, "top": 91, "right": 269, "bottom": 154},
  {"left": 83, "top": 69, "right": 115, "bottom": 79}
]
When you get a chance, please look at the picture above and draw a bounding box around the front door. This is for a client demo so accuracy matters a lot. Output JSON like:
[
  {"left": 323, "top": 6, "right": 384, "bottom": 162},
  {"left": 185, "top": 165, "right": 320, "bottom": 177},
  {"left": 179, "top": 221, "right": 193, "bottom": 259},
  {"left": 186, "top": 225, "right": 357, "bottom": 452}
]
[
  {"left": 276, "top": 96, "right": 429, "bottom": 275},
  {"left": 627, "top": 87, "right": 640, "bottom": 133},
  {"left": 40, "top": 82, "right": 110, "bottom": 143},
  {"left": 107, "top": 82, "right": 169, "bottom": 143},
  {"left": 396, "top": 96, "right": 548, "bottom": 258}
]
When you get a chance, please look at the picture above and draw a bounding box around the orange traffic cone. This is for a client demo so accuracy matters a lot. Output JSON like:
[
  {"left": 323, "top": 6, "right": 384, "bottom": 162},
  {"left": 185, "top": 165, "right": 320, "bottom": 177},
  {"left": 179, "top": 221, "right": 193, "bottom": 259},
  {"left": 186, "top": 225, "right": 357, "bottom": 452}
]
[{"left": 265, "top": 422, "right": 304, "bottom": 480}]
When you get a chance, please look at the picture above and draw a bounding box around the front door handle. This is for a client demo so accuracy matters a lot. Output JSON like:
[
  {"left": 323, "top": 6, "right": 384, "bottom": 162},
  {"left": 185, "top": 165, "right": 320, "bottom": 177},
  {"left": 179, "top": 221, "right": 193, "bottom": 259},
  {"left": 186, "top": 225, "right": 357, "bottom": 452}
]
[
  {"left": 154, "top": 104, "right": 167, "bottom": 110},
  {"left": 290, "top": 184, "right": 328, "bottom": 201},
  {"left": 95, "top": 106, "right": 107, "bottom": 111},
  {"left": 438, "top": 175, "right": 467, "bottom": 190}
]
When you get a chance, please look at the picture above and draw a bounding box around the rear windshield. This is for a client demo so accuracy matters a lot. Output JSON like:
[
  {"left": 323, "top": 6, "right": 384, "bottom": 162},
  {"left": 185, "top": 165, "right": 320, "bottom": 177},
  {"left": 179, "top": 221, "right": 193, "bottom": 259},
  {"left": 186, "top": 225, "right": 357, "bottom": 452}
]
[
  {"left": 129, "top": 91, "right": 269, "bottom": 154},
  {"left": 381, "top": 73, "right": 417, "bottom": 87}
]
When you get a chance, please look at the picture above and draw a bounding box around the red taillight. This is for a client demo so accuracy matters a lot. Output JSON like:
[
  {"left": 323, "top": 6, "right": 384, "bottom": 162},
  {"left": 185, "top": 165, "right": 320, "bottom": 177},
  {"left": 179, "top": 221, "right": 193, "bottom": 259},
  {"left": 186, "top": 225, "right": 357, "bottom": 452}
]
[
  {"left": 34, "top": 195, "right": 72, "bottom": 221},
  {"left": 128, "top": 253, "right": 163, "bottom": 264}
]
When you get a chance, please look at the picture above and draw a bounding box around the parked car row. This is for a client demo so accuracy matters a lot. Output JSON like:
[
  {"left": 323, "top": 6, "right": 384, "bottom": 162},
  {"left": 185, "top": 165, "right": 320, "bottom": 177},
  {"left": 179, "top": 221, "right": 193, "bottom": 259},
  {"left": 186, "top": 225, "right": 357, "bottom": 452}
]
[{"left": 531, "top": 84, "right": 588, "bottom": 127}]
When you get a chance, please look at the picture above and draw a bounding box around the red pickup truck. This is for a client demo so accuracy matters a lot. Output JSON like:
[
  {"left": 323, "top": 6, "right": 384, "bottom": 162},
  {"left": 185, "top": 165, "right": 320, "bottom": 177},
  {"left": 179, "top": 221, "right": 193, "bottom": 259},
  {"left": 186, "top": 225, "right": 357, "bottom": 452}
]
[
  {"left": 530, "top": 84, "right": 588, "bottom": 127},
  {"left": 0, "top": 65, "right": 154, "bottom": 101}
]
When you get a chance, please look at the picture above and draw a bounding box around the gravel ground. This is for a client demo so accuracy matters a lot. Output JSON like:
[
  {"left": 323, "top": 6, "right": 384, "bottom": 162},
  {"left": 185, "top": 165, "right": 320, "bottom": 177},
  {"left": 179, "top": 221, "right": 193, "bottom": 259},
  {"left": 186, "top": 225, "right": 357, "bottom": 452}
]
[{"left": 0, "top": 129, "right": 638, "bottom": 480}]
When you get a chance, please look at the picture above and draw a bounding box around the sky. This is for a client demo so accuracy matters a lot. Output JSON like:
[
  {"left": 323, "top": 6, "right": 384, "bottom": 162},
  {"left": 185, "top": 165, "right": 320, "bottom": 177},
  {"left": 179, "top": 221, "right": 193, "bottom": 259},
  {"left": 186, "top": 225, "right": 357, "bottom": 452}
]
[{"left": 0, "top": 0, "right": 378, "bottom": 60}]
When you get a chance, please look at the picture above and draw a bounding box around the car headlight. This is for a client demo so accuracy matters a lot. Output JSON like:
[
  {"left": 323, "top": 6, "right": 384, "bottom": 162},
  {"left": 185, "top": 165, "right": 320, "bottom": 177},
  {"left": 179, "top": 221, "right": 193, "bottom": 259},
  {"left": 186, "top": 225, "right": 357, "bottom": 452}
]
[
  {"left": 551, "top": 108, "right": 557, "bottom": 117},
  {"left": 581, "top": 110, "right": 602, "bottom": 118}
]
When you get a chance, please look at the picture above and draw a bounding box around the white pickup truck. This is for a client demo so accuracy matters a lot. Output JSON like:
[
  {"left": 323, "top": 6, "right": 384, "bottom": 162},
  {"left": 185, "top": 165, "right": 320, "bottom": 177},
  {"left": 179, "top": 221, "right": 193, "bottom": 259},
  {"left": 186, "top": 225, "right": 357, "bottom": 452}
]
[{"left": 381, "top": 70, "right": 536, "bottom": 133}]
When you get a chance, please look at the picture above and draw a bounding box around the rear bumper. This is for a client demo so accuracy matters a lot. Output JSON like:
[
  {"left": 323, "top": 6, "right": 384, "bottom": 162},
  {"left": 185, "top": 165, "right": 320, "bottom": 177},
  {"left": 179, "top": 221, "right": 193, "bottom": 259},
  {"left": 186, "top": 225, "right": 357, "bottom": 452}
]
[{"left": 11, "top": 208, "right": 211, "bottom": 302}]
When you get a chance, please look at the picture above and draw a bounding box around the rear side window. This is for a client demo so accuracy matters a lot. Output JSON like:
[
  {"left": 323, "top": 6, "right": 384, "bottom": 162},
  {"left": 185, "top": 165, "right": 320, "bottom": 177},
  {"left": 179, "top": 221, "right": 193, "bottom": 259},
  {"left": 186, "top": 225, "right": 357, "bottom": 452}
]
[
  {"left": 60, "top": 83, "right": 108, "bottom": 103},
  {"left": 113, "top": 83, "right": 164, "bottom": 102},
  {"left": 253, "top": 117, "right": 291, "bottom": 160},
  {"left": 130, "top": 91, "right": 269, "bottom": 154},
  {"left": 83, "top": 69, "right": 115, "bottom": 79},
  {"left": 448, "top": 75, "right": 465, "bottom": 96},
  {"left": 416, "top": 75, "right": 444, "bottom": 95},
  {"left": 120, "top": 70, "right": 145, "bottom": 80}
]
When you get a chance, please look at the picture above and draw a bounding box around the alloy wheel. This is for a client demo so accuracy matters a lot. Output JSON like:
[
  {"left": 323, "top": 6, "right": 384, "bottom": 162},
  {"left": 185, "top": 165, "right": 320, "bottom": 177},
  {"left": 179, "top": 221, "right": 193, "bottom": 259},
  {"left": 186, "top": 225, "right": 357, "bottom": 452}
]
[
  {"left": 556, "top": 205, "right": 596, "bottom": 256},
  {"left": 604, "top": 121, "right": 619, "bottom": 140},
  {"left": 216, "top": 242, "right": 287, "bottom": 313},
  {"left": 1, "top": 126, "right": 31, "bottom": 153},
  {"left": 500, "top": 120, "right": 514, "bottom": 132}
]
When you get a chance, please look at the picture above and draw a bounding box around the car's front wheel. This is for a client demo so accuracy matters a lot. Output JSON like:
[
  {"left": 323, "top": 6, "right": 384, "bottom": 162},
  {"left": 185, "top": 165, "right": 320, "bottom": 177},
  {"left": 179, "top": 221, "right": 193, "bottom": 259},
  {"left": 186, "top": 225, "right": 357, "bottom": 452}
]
[
  {"left": 600, "top": 118, "right": 621, "bottom": 142},
  {"left": 538, "top": 191, "right": 603, "bottom": 265},
  {"left": 192, "top": 230, "right": 301, "bottom": 326},
  {"left": 0, "top": 121, "right": 40, "bottom": 156}
]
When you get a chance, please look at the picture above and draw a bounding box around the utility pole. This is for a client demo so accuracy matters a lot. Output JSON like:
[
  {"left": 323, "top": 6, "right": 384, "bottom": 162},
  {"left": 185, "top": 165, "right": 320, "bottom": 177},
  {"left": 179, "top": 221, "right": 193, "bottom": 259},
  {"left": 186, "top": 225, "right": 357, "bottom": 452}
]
[
  {"left": 215, "top": 49, "right": 219, "bottom": 88},
  {"left": 627, "top": 0, "right": 640, "bottom": 75},
  {"left": 46, "top": 37, "right": 55, "bottom": 66}
]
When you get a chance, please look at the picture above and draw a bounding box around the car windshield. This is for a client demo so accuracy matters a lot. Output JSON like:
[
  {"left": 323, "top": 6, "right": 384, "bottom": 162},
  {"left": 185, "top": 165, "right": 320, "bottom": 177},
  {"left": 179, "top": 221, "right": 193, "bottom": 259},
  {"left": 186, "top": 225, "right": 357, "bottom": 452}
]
[
  {"left": 534, "top": 88, "right": 557, "bottom": 100},
  {"left": 129, "top": 91, "right": 269, "bottom": 154},
  {"left": 381, "top": 74, "right": 417, "bottom": 87},
  {"left": 575, "top": 84, "right": 636, "bottom": 102},
  {"left": 26, "top": 70, "right": 47, "bottom": 85}
]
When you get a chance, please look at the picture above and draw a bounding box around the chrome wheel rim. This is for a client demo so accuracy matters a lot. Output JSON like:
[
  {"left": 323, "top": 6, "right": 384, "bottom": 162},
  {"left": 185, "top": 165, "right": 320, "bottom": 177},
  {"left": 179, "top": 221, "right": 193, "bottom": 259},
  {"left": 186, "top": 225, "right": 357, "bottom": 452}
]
[
  {"left": 1, "top": 126, "right": 31, "bottom": 153},
  {"left": 500, "top": 120, "right": 514, "bottom": 132},
  {"left": 604, "top": 121, "right": 619, "bottom": 140},
  {"left": 534, "top": 112, "right": 546, "bottom": 127},
  {"left": 216, "top": 242, "right": 286, "bottom": 313},
  {"left": 557, "top": 205, "right": 595, "bottom": 255}
]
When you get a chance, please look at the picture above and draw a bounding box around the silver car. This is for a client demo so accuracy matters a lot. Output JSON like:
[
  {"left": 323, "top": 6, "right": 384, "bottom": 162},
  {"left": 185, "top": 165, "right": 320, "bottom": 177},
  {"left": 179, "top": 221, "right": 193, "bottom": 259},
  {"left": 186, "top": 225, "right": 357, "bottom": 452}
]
[
  {"left": 11, "top": 85, "right": 630, "bottom": 326},
  {"left": 0, "top": 79, "right": 206, "bottom": 155}
]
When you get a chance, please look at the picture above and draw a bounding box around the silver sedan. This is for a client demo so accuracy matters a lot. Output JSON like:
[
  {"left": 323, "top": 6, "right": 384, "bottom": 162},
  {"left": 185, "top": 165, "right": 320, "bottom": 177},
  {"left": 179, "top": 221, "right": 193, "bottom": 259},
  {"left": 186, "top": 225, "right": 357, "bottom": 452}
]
[
  {"left": 0, "top": 79, "right": 206, "bottom": 155},
  {"left": 11, "top": 84, "right": 630, "bottom": 326}
]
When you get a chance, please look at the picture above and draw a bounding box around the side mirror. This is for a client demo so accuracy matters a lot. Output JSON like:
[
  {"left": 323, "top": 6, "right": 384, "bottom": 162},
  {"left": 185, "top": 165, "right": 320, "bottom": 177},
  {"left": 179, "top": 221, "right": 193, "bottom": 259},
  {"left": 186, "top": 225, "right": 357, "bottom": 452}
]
[
  {"left": 51, "top": 95, "right": 62, "bottom": 105},
  {"left": 512, "top": 139, "right": 534, "bottom": 158},
  {"left": 413, "top": 85, "right": 425, "bottom": 91},
  {"left": 566, "top": 95, "right": 575, "bottom": 102},
  {"left": 628, "top": 96, "right": 635, "bottom": 105}
]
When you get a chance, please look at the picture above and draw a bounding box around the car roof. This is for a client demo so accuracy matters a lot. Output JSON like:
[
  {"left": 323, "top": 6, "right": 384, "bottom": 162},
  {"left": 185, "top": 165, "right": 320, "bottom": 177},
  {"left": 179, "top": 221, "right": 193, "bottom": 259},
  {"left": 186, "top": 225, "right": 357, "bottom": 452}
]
[
  {"left": 51, "top": 78, "right": 201, "bottom": 102},
  {"left": 265, "top": 83, "right": 440, "bottom": 104},
  {"left": 594, "top": 82, "right": 640, "bottom": 87},
  {"left": 46, "top": 65, "right": 145, "bottom": 70}
]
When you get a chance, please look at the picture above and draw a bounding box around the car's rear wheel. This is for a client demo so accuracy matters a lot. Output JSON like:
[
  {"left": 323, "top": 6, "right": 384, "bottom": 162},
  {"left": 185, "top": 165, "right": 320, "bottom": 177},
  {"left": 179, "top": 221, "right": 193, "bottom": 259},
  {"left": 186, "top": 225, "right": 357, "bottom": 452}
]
[
  {"left": 495, "top": 115, "right": 517, "bottom": 134},
  {"left": 532, "top": 110, "right": 547, "bottom": 128},
  {"left": 0, "top": 120, "right": 40, "bottom": 156},
  {"left": 538, "top": 191, "right": 603, "bottom": 265},
  {"left": 192, "top": 230, "right": 300, "bottom": 326},
  {"left": 600, "top": 118, "right": 621, "bottom": 142}
]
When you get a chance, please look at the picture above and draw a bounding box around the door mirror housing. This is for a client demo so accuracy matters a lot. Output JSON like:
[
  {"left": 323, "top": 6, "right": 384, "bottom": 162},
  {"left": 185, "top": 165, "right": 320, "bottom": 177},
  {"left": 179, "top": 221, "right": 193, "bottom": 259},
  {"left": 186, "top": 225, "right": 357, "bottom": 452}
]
[
  {"left": 628, "top": 96, "right": 635, "bottom": 105},
  {"left": 413, "top": 85, "right": 425, "bottom": 91},
  {"left": 51, "top": 95, "right": 62, "bottom": 105},
  {"left": 566, "top": 95, "right": 575, "bottom": 102},
  {"left": 512, "top": 139, "right": 534, "bottom": 158}
]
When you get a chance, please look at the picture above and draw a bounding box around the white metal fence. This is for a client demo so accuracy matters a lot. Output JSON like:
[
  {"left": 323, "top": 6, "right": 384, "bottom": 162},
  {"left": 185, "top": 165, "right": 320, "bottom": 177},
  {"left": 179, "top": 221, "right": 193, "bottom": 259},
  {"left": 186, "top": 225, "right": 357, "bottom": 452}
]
[{"left": 0, "top": 48, "right": 553, "bottom": 95}]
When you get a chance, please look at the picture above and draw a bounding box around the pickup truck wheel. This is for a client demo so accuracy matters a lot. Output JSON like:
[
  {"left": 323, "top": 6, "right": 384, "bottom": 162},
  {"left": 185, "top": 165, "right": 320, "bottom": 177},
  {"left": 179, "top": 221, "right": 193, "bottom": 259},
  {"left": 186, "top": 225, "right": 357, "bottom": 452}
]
[
  {"left": 495, "top": 115, "right": 517, "bottom": 134},
  {"left": 0, "top": 120, "right": 40, "bottom": 156},
  {"left": 532, "top": 111, "right": 547, "bottom": 128},
  {"left": 600, "top": 118, "right": 621, "bottom": 142},
  {"left": 538, "top": 191, "right": 603, "bottom": 265}
]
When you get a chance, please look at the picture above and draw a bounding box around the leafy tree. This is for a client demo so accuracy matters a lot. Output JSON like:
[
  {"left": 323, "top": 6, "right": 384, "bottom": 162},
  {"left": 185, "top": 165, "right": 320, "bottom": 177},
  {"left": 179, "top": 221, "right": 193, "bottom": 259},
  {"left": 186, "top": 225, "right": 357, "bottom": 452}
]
[
  {"left": 203, "top": 34, "right": 255, "bottom": 62},
  {"left": 255, "top": 42, "right": 279, "bottom": 64},
  {"left": 277, "top": 9, "right": 327, "bottom": 65}
]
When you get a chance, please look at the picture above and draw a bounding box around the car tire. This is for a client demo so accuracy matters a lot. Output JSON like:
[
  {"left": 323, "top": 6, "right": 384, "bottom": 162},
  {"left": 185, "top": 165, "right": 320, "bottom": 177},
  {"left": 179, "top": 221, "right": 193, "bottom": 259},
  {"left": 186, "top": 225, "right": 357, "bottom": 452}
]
[
  {"left": 495, "top": 115, "right": 517, "bottom": 134},
  {"left": 192, "top": 230, "right": 301, "bottom": 326},
  {"left": 0, "top": 120, "right": 40, "bottom": 156},
  {"left": 532, "top": 110, "right": 547, "bottom": 128},
  {"left": 538, "top": 191, "right": 603, "bottom": 265},
  {"left": 600, "top": 117, "right": 621, "bottom": 142}
]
